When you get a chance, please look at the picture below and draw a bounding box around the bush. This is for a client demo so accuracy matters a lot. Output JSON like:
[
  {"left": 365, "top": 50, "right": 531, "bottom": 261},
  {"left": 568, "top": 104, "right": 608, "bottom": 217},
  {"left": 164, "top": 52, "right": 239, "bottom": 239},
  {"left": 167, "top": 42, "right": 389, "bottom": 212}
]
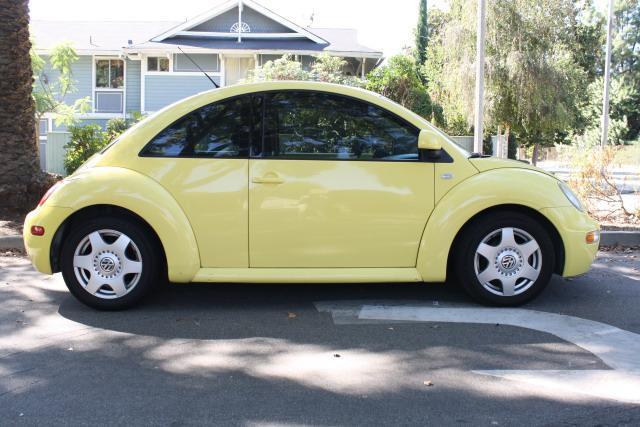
[
  {"left": 366, "top": 55, "right": 442, "bottom": 124},
  {"left": 564, "top": 144, "right": 639, "bottom": 223},
  {"left": 64, "top": 124, "right": 108, "bottom": 174},
  {"left": 64, "top": 116, "right": 143, "bottom": 174}
]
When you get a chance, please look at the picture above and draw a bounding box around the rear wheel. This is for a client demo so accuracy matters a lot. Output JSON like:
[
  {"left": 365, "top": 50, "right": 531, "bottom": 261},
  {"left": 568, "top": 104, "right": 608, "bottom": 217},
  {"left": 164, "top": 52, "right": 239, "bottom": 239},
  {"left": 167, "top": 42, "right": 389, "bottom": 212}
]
[
  {"left": 454, "top": 211, "right": 555, "bottom": 306},
  {"left": 61, "top": 217, "right": 162, "bottom": 310}
]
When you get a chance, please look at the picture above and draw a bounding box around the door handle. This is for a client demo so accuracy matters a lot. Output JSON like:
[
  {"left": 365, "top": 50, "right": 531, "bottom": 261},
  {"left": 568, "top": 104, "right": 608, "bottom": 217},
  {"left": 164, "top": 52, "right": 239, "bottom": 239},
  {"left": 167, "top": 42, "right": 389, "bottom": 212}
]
[{"left": 252, "top": 172, "right": 284, "bottom": 184}]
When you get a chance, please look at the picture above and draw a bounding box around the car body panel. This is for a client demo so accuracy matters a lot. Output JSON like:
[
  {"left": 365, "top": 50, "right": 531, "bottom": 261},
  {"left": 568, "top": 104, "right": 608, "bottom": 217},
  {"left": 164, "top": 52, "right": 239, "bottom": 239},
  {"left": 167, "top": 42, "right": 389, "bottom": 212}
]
[
  {"left": 540, "top": 206, "right": 600, "bottom": 276},
  {"left": 133, "top": 157, "right": 249, "bottom": 268},
  {"left": 249, "top": 159, "right": 435, "bottom": 267},
  {"left": 42, "top": 167, "right": 200, "bottom": 282},
  {"left": 416, "top": 167, "right": 595, "bottom": 282},
  {"left": 23, "top": 205, "right": 73, "bottom": 274},
  {"left": 193, "top": 267, "right": 423, "bottom": 283}
]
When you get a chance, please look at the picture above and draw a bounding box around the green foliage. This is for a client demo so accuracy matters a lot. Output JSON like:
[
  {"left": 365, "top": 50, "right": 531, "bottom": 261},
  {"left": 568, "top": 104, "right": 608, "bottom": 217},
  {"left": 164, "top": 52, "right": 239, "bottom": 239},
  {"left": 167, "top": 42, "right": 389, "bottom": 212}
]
[
  {"left": 64, "top": 125, "right": 108, "bottom": 175},
  {"left": 414, "top": 0, "right": 429, "bottom": 66},
  {"left": 366, "top": 55, "right": 442, "bottom": 124},
  {"left": 576, "top": 77, "right": 635, "bottom": 145},
  {"left": 31, "top": 41, "right": 91, "bottom": 128},
  {"left": 612, "top": 0, "right": 640, "bottom": 140},
  {"left": 424, "top": 0, "right": 594, "bottom": 149},
  {"left": 244, "top": 54, "right": 363, "bottom": 86},
  {"left": 64, "top": 116, "right": 142, "bottom": 174}
]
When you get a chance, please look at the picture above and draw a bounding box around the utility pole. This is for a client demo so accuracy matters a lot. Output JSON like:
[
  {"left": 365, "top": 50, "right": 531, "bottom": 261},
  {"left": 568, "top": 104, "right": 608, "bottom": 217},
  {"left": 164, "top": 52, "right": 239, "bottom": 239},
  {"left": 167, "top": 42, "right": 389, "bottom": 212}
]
[
  {"left": 600, "top": 0, "right": 614, "bottom": 147},
  {"left": 473, "top": 0, "right": 486, "bottom": 153}
]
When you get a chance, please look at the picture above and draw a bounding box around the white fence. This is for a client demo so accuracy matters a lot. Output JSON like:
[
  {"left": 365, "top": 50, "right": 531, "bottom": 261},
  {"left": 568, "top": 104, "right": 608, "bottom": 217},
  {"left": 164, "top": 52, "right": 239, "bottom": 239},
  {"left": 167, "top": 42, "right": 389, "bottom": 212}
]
[{"left": 45, "top": 131, "right": 70, "bottom": 176}]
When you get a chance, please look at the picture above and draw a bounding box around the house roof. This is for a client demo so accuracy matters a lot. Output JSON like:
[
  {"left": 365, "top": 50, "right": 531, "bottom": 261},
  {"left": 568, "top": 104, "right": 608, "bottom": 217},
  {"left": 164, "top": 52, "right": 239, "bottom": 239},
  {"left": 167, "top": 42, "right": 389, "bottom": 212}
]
[
  {"left": 30, "top": 0, "right": 382, "bottom": 58},
  {"left": 30, "top": 21, "right": 178, "bottom": 55},
  {"left": 125, "top": 28, "right": 381, "bottom": 58}
]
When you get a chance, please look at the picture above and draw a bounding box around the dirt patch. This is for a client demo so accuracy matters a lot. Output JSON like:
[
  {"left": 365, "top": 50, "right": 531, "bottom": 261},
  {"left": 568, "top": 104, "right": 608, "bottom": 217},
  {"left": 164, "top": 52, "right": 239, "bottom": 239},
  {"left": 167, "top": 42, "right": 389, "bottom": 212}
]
[{"left": 0, "top": 208, "right": 25, "bottom": 236}]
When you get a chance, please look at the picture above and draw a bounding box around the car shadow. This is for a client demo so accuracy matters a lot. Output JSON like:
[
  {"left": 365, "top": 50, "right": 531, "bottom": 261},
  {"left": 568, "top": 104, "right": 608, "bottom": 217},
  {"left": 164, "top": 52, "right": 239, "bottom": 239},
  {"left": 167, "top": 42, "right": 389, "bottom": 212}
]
[{"left": 56, "top": 279, "right": 472, "bottom": 339}]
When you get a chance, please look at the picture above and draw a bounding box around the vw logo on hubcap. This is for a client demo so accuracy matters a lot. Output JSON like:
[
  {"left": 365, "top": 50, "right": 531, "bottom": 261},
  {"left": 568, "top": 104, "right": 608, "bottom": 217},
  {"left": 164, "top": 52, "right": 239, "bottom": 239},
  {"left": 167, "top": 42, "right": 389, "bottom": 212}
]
[
  {"left": 500, "top": 255, "right": 517, "bottom": 270},
  {"left": 99, "top": 256, "right": 116, "bottom": 274}
]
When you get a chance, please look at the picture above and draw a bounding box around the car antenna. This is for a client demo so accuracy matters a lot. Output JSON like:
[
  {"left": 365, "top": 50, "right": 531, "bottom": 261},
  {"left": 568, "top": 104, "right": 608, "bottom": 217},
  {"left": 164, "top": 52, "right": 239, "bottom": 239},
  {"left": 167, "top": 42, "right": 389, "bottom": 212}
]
[{"left": 177, "top": 46, "right": 219, "bottom": 88}]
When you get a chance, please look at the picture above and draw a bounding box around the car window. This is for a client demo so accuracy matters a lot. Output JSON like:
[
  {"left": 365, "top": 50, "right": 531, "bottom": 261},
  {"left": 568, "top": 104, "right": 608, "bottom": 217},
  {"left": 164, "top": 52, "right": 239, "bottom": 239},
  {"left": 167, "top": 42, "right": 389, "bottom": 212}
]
[
  {"left": 141, "top": 96, "right": 257, "bottom": 158},
  {"left": 256, "top": 91, "right": 419, "bottom": 161}
]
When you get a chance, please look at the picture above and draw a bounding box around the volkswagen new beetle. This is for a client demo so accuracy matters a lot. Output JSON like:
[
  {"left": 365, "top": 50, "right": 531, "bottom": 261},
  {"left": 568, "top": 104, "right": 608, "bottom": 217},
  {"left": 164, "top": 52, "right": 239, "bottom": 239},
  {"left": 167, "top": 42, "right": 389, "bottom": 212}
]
[{"left": 24, "top": 81, "right": 599, "bottom": 310}]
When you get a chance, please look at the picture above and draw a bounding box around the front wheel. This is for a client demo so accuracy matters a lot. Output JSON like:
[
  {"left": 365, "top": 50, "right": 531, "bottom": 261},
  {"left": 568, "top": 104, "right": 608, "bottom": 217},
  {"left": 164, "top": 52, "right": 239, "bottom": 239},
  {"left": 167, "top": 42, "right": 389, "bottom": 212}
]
[
  {"left": 454, "top": 212, "right": 555, "bottom": 306},
  {"left": 61, "top": 217, "right": 163, "bottom": 310}
]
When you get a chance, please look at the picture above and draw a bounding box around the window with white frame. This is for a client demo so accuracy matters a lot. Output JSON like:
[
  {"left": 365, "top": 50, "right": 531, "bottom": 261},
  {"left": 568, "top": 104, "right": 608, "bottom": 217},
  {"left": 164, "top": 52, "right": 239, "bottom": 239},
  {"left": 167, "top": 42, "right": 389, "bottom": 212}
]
[
  {"left": 147, "top": 56, "right": 170, "bottom": 72},
  {"left": 95, "top": 59, "right": 124, "bottom": 89}
]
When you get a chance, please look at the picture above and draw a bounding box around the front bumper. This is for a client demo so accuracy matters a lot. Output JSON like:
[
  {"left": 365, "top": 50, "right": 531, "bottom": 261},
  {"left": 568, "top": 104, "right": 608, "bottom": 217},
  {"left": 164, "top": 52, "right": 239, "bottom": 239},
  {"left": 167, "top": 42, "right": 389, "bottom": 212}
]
[
  {"left": 539, "top": 206, "right": 599, "bottom": 277},
  {"left": 23, "top": 205, "right": 72, "bottom": 274}
]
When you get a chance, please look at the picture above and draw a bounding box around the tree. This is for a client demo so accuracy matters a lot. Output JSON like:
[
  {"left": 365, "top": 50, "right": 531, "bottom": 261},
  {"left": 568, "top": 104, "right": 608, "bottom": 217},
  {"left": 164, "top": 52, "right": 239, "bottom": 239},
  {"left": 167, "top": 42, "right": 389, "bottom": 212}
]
[
  {"left": 424, "top": 0, "right": 590, "bottom": 163},
  {"left": 0, "top": 0, "right": 49, "bottom": 210},
  {"left": 611, "top": 0, "right": 640, "bottom": 140},
  {"left": 31, "top": 42, "right": 91, "bottom": 131},
  {"left": 414, "top": 0, "right": 429, "bottom": 67},
  {"left": 366, "top": 55, "right": 442, "bottom": 124}
]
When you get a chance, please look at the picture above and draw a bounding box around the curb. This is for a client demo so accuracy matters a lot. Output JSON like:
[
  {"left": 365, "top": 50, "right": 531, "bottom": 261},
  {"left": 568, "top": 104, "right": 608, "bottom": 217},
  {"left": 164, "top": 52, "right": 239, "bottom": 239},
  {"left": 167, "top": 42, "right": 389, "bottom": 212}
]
[
  {"left": 0, "top": 231, "right": 638, "bottom": 253},
  {"left": 0, "top": 235, "right": 24, "bottom": 251},
  {"left": 600, "top": 231, "right": 640, "bottom": 247}
]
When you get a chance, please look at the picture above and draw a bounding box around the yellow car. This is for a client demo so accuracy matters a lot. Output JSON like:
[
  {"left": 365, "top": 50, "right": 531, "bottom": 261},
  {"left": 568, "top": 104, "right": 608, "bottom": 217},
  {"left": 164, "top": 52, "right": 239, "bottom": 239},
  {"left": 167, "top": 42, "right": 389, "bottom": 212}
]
[{"left": 24, "top": 81, "right": 599, "bottom": 310}]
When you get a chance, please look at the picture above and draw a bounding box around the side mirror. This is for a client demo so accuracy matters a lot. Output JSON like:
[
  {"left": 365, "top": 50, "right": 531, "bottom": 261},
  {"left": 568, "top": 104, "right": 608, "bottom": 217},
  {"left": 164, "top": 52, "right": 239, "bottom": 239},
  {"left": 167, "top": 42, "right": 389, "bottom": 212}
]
[{"left": 418, "top": 129, "right": 443, "bottom": 151}]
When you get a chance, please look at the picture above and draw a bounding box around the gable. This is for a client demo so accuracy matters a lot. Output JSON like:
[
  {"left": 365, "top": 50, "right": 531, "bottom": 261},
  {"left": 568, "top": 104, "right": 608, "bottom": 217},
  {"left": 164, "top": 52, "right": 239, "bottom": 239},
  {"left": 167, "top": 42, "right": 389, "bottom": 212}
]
[
  {"left": 151, "top": 0, "right": 326, "bottom": 44},
  {"left": 191, "top": 6, "right": 294, "bottom": 34}
]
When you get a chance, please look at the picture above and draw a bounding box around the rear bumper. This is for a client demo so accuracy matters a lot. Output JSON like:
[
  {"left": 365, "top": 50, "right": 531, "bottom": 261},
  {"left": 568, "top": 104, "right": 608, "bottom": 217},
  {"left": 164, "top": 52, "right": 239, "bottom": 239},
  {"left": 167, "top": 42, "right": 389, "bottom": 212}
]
[
  {"left": 540, "top": 206, "right": 599, "bottom": 277},
  {"left": 23, "top": 205, "right": 72, "bottom": 274}
]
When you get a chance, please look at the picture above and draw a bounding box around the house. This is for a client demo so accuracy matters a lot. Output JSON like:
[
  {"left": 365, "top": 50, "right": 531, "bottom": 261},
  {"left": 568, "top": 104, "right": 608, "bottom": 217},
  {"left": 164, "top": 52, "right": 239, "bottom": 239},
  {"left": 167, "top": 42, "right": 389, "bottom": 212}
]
[{"left": 30, "top": 0, "right": 383, "bottom": 139}]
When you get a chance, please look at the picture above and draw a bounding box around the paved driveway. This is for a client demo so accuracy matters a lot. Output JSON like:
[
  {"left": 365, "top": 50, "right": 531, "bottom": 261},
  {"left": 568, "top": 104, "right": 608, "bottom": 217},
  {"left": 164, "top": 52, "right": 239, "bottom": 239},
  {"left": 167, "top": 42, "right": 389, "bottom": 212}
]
[{"left": 0, "top": 250, "right": 639, "bottom": 426}]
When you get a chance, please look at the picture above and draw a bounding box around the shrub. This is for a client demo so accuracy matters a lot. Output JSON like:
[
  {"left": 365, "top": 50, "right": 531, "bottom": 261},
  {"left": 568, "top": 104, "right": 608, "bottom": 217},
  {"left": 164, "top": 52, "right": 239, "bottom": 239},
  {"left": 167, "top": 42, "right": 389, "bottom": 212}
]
[
  {"left": 64, "top": 124, "right": 108, "bottom": 174},
  {"left": 565, "top": 144, "right": 640, "bottom": 223},
  {"left": 63, "top": 115, "right": 144, "bottom": 174}
]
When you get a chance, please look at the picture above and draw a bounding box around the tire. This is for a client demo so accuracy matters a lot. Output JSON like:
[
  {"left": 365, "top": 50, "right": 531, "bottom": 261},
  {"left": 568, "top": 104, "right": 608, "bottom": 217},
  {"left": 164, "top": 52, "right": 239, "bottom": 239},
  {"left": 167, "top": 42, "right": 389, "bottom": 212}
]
[
  {"left": 453, "top": 211, "right": 555, "bottom": 306},
  {"left": 61, "top": 216, "right": 163, "bottom": 310}
]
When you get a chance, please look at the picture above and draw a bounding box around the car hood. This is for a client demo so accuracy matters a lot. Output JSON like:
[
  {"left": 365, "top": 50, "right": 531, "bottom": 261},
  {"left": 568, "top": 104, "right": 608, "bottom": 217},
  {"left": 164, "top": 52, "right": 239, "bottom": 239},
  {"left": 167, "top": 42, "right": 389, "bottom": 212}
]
[{"left": 469, "top": 157, "right": 556, "bottom": 178}]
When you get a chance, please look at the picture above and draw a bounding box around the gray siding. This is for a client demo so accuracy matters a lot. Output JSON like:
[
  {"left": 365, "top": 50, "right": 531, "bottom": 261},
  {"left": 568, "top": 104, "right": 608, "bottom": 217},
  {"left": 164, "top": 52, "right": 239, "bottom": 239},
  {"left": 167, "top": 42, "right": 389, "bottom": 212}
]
[
  {"left": 173, "top": 54, "right": 219, "bottom": 72},
  {"left": 126, "top": 59, "right": 141, "bottom": 113},
  {"left": 38, "top": 55, "right": 93, "bottom": 107},
  {"left": 191, "top": 6, "right": 293, "bottom": 33},
  {"left": 145, "top": 74, "right": 221, "bottom": 111}
]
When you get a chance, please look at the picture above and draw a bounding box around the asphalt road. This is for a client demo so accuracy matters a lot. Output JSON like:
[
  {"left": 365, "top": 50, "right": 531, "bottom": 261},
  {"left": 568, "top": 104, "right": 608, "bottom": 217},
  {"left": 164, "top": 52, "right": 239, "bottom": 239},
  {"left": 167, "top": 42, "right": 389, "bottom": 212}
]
[{"left": 1, "top": 250, "right": 639, "bottom": 426}]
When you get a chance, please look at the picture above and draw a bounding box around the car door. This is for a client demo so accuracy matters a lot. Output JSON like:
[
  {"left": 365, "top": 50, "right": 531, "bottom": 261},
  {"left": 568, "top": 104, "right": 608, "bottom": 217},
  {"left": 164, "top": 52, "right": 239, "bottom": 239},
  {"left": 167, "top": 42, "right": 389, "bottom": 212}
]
[
  {"left": 248, "top": 91, "right": 435, "bottom": 268},
  {"left": 136, "top": 95, "right": 258, "bottom": 268}
]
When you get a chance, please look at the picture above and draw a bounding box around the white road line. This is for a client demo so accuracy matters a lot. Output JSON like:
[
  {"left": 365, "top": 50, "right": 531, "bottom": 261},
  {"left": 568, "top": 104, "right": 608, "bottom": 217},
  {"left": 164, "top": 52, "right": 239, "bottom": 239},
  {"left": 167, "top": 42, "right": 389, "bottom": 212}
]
[
  {"left": 356, "top": 304, "right": 640, "bottom": 404},
  {"left": 359, "top": 305, "right": 640, "bottom": 371}
]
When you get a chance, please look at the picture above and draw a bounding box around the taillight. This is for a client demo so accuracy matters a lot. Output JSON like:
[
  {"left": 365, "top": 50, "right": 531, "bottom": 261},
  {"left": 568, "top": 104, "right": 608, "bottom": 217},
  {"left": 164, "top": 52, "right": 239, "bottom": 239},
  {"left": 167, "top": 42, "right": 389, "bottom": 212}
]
[
  {"left": 31, "top": 225, "right": 45, "bottom": 236},
  {"left": 38, "top": 181, "right": 64, "bottom": 207}
]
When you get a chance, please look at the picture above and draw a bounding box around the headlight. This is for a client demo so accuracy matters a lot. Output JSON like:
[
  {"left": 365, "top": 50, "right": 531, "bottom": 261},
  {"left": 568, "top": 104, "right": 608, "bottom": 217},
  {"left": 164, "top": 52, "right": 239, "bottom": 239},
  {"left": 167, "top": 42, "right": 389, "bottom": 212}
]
[{"left": 558, "top": 182, "right": 583, "bottom": 212}]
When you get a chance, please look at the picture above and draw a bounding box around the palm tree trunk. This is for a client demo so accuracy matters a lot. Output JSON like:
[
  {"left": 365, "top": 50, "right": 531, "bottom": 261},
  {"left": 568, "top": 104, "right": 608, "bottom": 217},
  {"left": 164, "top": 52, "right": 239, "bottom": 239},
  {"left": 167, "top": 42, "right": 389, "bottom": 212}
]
[{"left": 0, "top": 0, "right": 48, "bottom": 211}]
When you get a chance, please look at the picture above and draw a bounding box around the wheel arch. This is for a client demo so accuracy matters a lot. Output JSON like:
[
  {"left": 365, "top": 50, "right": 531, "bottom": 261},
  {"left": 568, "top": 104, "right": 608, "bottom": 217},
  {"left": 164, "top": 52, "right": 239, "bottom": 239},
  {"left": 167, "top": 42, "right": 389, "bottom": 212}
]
[
  {"left": 45, "top": 167, "right": 200, "bottom": 282},
  {"left": 50, "top": 205, "right": 167, "bottom": 274},
  {"left": 445, "top": 204, "right": 565, "bottom": 281},
  {"left": 416, "top": 168, "right": 570, "bottom": 282}
]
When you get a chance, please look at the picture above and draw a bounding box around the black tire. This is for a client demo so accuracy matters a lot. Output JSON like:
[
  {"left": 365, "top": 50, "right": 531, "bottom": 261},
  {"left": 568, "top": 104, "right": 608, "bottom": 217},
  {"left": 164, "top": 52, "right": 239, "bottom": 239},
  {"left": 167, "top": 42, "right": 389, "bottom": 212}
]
[
  {"left": 61, "top": 216, "right": 163, "bottom": 310},
  {"left": 453, "top": 211, "right": 555, "bottom": 306}
]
